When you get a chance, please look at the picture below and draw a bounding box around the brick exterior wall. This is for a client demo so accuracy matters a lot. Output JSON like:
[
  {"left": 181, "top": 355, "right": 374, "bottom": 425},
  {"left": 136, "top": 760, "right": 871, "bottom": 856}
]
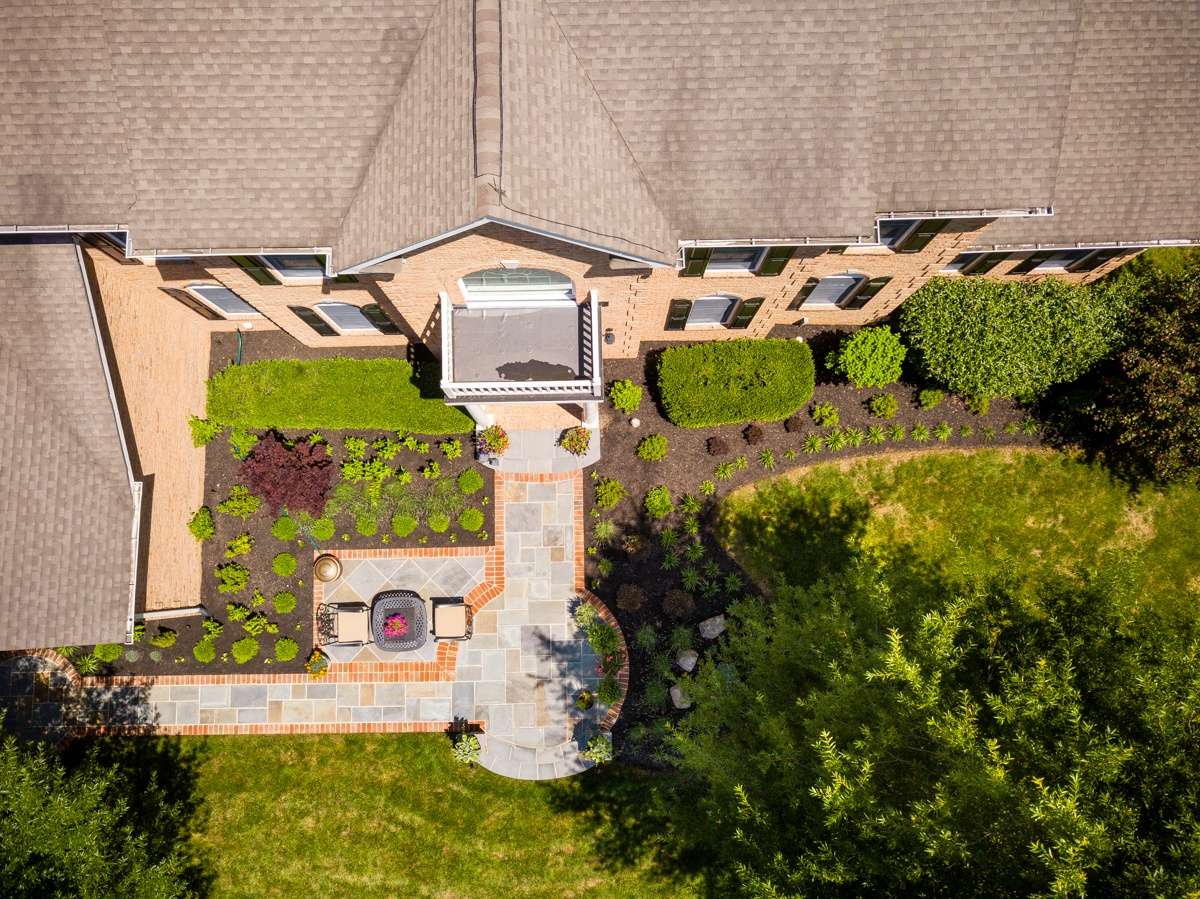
[{"left": 104, "top": 221, "right": 1141, "bottom": 362}]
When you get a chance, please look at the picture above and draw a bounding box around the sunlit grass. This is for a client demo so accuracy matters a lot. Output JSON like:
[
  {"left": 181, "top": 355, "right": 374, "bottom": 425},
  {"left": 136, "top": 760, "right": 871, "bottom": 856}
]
[
  {"left": 720, "top": 448, "right": 1200, "bottom": 624},
  {"left": 186, "top": 734, "right": 685, "bottom": 899}
]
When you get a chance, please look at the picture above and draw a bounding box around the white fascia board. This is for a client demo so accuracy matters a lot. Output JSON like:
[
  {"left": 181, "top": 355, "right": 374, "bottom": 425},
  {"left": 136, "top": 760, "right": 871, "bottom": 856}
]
[{"left": 337, "top": 217, "right": 673, "bottom": 276}]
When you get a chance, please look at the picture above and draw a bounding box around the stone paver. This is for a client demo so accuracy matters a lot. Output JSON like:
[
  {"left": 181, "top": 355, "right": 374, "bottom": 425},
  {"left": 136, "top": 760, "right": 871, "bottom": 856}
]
[{"left": 0, "top": 472, "right": 618, "bottom": 780}]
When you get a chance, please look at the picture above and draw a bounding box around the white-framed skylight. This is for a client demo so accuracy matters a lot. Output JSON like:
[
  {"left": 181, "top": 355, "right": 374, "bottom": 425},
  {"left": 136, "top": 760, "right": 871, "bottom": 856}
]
[{"left": 260, "top": 254, "right": 327, "bottom": 283}]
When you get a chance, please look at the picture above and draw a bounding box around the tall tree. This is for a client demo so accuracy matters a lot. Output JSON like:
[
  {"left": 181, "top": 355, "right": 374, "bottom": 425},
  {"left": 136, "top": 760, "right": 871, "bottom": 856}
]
[
  {"left": 1095, "top": 264, "right": 1200, "bottom": 485},
  {"left": 664, "top": 558, "right": 1200, "bottom": 897},
  {"left": 0, "top": 729, "right": 196, "bottom": 898}
]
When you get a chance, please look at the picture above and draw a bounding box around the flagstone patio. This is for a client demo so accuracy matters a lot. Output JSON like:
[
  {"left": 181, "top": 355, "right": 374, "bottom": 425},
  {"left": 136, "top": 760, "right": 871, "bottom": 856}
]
[{"left": 0, "top": 471, "right": 625, "bottom": 781}]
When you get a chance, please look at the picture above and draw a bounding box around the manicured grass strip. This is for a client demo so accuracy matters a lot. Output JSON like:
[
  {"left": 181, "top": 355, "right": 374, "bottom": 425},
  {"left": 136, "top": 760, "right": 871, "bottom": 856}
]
[
  {"left": 658, "top": 338, "right": 814, "bottom": 428},
  {"left": 186, "top": 734, "right": 687, "bottom": 899},
  {"left": 207, "top": 357, "right": 472, "bottom": 434},
  {"left": 717, "top": 448, "right": 1200, "bottom": 625}
]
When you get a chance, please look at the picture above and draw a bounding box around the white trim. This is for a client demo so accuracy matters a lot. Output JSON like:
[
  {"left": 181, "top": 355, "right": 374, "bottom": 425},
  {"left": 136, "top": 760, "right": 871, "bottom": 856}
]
[
  {"left": 876, "top": 206, "right": 1054, "bottom": 221},
  {"left": 75, "top": 241, "right": 143, "bottom": 643},
  {"left": 337, "top": 216, "right": 672, "bottom": 275}
]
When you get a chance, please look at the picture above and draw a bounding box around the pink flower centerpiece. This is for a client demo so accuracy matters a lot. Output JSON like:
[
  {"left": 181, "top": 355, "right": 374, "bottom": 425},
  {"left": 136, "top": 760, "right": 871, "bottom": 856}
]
[{"left": 383, "top": 613, "right": 409, "bottom": 639}]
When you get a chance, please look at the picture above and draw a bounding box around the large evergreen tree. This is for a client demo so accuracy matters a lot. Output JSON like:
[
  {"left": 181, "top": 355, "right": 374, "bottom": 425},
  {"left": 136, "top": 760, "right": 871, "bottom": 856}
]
[{"left": 664, "top": 558, "right": 1200, "bottom": 897}]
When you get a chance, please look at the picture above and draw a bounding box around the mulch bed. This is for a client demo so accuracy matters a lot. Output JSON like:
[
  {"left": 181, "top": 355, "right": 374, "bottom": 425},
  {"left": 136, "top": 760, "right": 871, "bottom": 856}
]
[
  {"left": 86, "top": 332, "right": 493, "bottom": 677},
  {"left": 587, "top": 333, "right": 1040, "bottom": 739}
]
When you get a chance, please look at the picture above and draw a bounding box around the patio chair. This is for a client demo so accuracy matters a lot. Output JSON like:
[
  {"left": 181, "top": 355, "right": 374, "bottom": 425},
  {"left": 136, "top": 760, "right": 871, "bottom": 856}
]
[
  {"left": 430, "top": 597, "right": 471, "bottom": 642},
  {"left": 316, "top": 602, "right": 371, "bottom": 646}
]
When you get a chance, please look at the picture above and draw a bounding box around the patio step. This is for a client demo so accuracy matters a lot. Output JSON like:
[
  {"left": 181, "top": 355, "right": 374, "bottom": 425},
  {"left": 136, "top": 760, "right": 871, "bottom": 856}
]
[
  {"left": 477, "top": 733, "right": 593, "bottom": 781},
  {"left": 478, "top": 428, "right": 599, "bottom": 474}
]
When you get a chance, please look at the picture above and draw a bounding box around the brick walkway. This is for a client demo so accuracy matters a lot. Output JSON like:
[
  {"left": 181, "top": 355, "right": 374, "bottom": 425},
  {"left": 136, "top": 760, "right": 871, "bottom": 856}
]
[{"left": 0, "top": 471, "right": 627, "bottom": 780}]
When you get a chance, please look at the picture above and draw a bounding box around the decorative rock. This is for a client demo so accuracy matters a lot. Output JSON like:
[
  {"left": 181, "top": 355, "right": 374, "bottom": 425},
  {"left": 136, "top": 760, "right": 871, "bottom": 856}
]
[
  {"left": 676, "top": 649, "right": 699, "bottom": 672},
  {"left": 670, "top": 683, "right": 692, "bottom": 710},
  {"left": 699, "top": 615, "right": 727, "bottom": 640},
  {"left": 630, "top": 417, "right": 641, "bottom": 428}
]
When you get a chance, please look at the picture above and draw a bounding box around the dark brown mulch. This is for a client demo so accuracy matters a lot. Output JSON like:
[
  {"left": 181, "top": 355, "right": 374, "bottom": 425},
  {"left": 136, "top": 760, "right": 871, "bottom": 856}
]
[{"left": 586, "top": 334, "right": 1040, "bottom": 739}]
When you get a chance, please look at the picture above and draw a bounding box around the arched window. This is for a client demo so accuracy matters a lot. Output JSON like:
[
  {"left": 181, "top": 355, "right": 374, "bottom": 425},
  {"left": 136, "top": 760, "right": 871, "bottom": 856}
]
[{"left": 460, "top": 267, "right": 574, "bottom": 303}]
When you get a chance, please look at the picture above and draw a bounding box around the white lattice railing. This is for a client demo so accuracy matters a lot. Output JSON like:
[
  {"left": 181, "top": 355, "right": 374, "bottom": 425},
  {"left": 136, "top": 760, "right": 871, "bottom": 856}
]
[{"left": 439, "top": 289, "right": 603, "bottom": 401}]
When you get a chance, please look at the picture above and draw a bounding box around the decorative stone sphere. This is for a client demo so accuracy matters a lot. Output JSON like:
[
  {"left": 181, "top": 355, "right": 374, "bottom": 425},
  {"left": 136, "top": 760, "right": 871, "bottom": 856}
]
[
  {"left": 313, "top": 554, "right": 342, "bottom": 583},
  {"left": 630, "top": 417, "right": 641, "bottom": 428}
]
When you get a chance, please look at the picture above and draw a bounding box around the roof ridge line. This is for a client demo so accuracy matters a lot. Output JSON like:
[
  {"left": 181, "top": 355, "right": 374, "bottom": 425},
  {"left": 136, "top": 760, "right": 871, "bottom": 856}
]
[{"left": 472, "top": 0, "right": 504, "bottom": 217}]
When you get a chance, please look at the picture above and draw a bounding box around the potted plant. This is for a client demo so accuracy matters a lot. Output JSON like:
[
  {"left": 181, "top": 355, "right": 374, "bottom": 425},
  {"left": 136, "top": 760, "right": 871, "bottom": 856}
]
[
  {"left": 476, "top": 425, "right": 509, "bottom": 458},
  {"left": 305, "top": 648, "right": 330, "bottom": 680},
  {"left": 574, "top": 689, "right": 595, "bottom": 711},
  {"left": 559, "top": 426, "right": 591, "bottom": 456}
]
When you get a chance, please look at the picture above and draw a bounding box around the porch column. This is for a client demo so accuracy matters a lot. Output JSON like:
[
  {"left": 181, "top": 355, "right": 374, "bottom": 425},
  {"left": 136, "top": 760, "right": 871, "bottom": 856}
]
[
  {"left": 582, "top": 401, "right": 599, "bottom": 429},
  {"left": 463, "top": 403, "right": 495, "bottom": 428}
]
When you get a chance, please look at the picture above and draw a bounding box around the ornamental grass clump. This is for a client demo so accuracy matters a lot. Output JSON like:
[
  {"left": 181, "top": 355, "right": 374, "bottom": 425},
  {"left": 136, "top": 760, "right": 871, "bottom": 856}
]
[
  {"left": 658, "top": 338, "right": 814, "bottom": 427},
  {"left": 457, "top": 508, "right": 484, "bottom": 532},
  {"left": 274, "top": 637, "right": 299, "bottom": 662},
  {"left": 232, "top": 636, "right": 259, "bottom": 665},
  {"left": 828, "top": 326, "right": 907, "bottom": 388}
]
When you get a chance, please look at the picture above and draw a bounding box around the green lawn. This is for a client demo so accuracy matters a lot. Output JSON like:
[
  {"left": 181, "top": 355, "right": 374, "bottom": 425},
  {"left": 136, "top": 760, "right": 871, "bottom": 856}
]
[
  {"left": 184, "top": 734, "right": 686, "bottom": 898},
  {"left": 719, "top": 448, "right": 1200, "bottom": 624}
]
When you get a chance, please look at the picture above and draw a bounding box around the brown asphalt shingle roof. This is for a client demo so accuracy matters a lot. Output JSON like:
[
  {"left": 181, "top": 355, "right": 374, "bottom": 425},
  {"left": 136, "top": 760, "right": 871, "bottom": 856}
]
[
  {"left": 2, "top": 1, "right": 1197, "bottom": 266},
  {"left": 0, "top": 237, "right": 136, "bottom": 651}
]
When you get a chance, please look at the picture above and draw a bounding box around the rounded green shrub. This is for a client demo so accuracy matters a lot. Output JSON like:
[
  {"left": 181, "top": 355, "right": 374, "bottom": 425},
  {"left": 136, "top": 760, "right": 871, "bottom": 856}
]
[
  {"left": 272, "top": 552, "right": 297, "bottom": 577},
  {"left": 659, "top": 339, "right": 815, "bottom": 427},
  {"left": 918, "top": 388, "right": 945, "bottom": 409},
  {"left": 594, "top": 478, "right": 627, "bottom": 510},
  {"left": 192, "top": 638, "right": 217, "bottom": 664},
  {"left": 272, "top": 591, "right": 297, "bottom": 615},
  {"left": 636, "top": 434, "right": 669, "bottom": 462},
  {"left": 354, "top": 514, "right": 378, "bottom": 537},
  {"left": 309, "top": 517, "right": 336, "bottom": 541},
  {"left": 899, "top": 276, "right": 1125, "bottom": 399},
  {"left": 597, "top": 675, "right": 624, "bottom": 706},
  {"left": 391, "top": 514, "right": 419, "bottom": 538},
  {"left": 644, "top": 486, "right": 673, "bottom": 520},
  {"left": 271, "top": 514, "right": 298, "bottom": 541},
  {"left": 457, "top": 468, "right": 485, "bottom": 495},
  {"left": 608, "top": 378, "right": 643, "bottom": 414},
  {"left": 149, "top": 629, "right": 177, "bottom": 649},
  {"left": 274, "top": 637, "right": 299, "bottom": 662},
  {"left": 187, "top": 506, "right": 215, "bottom": 542},
  {"left": 232, "top": 636, "right": 259, "bottom": 665},
  {"left": 428, "top": 513, "right": 450, "bottom": 533},
  {"left": 868, "top": 393, "right": 899, "bottom": 420},
  {"left": 93, "top": 642, "right": 124, "bottom": 663},
  {"left": 458, "top": 508, "right": 484, "bottom": 532},
  {"left": 810, "top": 402, "right": 840, "bottom": 428},
  {"left": 829, "top": 326, "right": 907, "bottom": 388}
]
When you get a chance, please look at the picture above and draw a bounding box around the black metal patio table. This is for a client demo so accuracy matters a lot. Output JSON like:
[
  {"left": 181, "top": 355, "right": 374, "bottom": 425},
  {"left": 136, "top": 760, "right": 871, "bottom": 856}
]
[{"left": 370, "top": 590, "right": 428, "bottom": 652}]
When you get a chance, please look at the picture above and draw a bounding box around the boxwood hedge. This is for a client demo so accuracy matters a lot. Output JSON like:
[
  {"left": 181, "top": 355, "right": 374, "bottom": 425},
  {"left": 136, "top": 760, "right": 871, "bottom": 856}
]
[
  {"left": 207, "top": 357, "right": 472, "bottom": 434},
  {"left": 658, "top": 339, "right": 815, "bottom": 428}
]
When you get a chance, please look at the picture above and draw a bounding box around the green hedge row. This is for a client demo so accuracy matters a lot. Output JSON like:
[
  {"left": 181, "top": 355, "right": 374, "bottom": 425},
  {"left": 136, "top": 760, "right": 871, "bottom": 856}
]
[
  {"left": 207, "top": 357, "right": 472, "bottom": 434},
  {"left": 658, "top": 338, "right": 815, "bottom": 428}
]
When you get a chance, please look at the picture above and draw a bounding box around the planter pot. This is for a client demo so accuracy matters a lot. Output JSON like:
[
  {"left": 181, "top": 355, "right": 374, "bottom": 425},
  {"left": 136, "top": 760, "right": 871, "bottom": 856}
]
[{"left": 313, "top": 554, "right": 342, "bottom": 583}]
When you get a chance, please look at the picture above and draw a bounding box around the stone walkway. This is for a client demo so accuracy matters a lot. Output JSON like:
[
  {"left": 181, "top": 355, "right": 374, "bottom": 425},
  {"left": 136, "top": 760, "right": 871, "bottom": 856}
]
[{"left": 0, "top": 471, "right": 625, "bottom": 781}]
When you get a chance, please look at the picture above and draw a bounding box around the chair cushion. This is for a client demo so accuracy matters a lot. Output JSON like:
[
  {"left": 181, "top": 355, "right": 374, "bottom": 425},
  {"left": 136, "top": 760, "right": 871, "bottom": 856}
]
[
  {"left": 433, "top": 604, "right": 469, "bottom": 637},
  {"left": 338, "top": 609, "right": 371, "bottom": 644}
]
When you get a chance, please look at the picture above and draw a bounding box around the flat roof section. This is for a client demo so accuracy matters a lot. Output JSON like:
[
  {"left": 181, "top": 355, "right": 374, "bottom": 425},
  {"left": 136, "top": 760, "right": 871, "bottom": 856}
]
[{"left": 450, "top": 305, "right": 583, "bottom": 383}]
